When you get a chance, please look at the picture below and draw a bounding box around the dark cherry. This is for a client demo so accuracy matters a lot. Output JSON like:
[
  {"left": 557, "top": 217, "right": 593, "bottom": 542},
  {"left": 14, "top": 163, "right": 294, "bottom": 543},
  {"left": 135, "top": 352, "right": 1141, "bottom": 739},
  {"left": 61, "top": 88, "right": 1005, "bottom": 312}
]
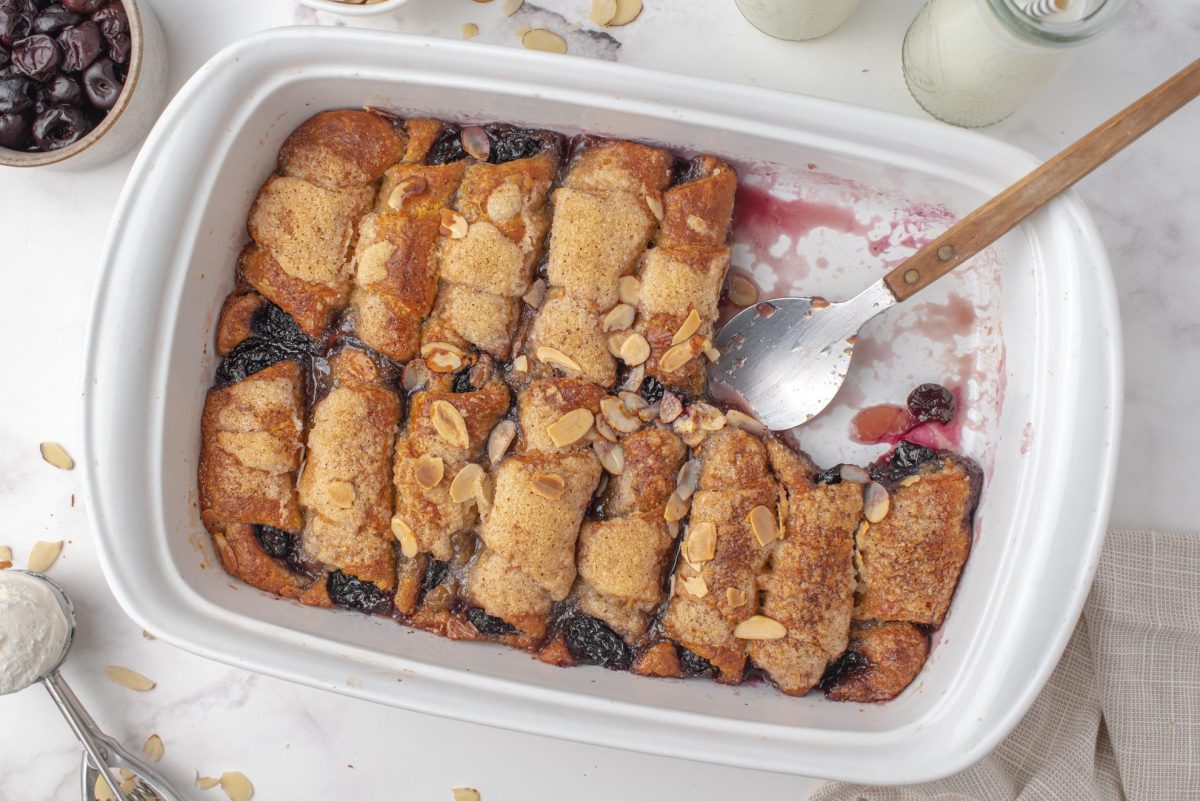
[
  {"left": 214, "top": 337, "right": 296, "bottom": 387},
  {"left": 31, "top": 5, "right": 80, "bottom": 34},
  {"left": 425, "top": 125, "right": 465, "bottom": 165},
  {"left": 483, "top": 123, "right": 561, "bottom": 164},
  {"left": 671, "top": 156, "right": 709, "bottom": 186},
  {"left": 57, "top": 19, "right": 101, "bottom": 71},
  {"left": 0, "top": 63, "right": 18, "bottom": 78},
  {"left": 30, "top": 102, "right": 87, "bottom": 149},
  {"left": 818, "top": 649, "right": 872, "bottom": 694},
  {"left": 869, "top": 440, "right": 937, "bottom": 484},
  {"left": 326, "top": 570, "right": 394, "bottom": 615},
  {"left": 676, "top": 645, "right": 718, "bottom": 678},
  {"left": 90, "top": 2, "right": 125, "bottom": 36},
  {"left": 0, "top": 1, "right": 33, "bottom": 47},
  {"left": 253, "top": 525, "right": 295, "bottom": 559},
  {"left": 11, "top": 33, "right": 60, "bottom": 81},
  {"left": 451, "top": 370, "right": 475, "bottom": 394},
  {"left": 906, "top": 382, "right": 956, "bottom": 424},
  {"left": 82, "top": 55, "right": 119, "bottom": 109},
  {"left": 812, "top": 467, "right": 842, "bottom": 485},
  {"left": 0, "top": 74, "right": 31, "bottom": 112},
  {"left": 420, "top": 559, "right": 450, "bottom": 594},
  {"left": 249, "top": 301, "right": 309, "bottom": 352},
  {"left": 0, "top": 108, "right": 29, "bottom": 148},
  {"left": 563, "top": 613, "right": 632, "bottom": 671},
  {"left": 465, "top": 606, "right": 518, "bottom": 636},
  {"left": 103, "top": 28, "right": 125, "bottom": 62},
  {"left": 639, "top": 374, "right": 665, "bottom": 404},
  {"left": 39, "top": 71, "right": 79, "bottom": 105},
  {"left": 0, "top": 44, "right": 8, "bottom": 68},
  {"left": 61, "top": 0, "right": 104, "bottom": 12}
]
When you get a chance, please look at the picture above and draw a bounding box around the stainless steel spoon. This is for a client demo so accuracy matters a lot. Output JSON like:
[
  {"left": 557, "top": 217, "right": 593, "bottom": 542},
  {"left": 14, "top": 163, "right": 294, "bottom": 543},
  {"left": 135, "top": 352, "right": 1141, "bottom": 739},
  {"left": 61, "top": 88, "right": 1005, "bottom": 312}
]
[
  {"left": 709, "top": 57, "right": 1200, "bottom": 430},
  {"left": 1, "top": 571, "right": 184, "bottom": 801}
]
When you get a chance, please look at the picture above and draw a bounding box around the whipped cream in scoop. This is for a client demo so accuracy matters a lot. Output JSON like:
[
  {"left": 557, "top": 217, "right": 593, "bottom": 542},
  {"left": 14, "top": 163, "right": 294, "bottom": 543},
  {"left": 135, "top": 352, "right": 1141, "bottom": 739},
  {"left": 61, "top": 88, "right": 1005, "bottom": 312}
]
[{"left": 0, "top": 571, "right": 69, "bottom": 694}]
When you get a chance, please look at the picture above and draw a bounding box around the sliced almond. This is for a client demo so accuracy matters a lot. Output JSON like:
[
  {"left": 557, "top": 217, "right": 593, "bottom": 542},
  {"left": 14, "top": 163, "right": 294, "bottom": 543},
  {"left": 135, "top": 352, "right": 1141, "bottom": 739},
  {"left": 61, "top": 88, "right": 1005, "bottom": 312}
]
[
  {"left": 618, "top": 332, "right": 650, "bottom": 366},
  {"left": 644, "top": 189, "right": 664, "bottom": 221},
  {"left": 621, "top": 362, "right": 645, "bottom": 392},
  {"left": 421, "top": 342, "right": 464, "bottom": 373},
  {"left": 460, "top": 126, "right": 491, "bottom": 161},
  {"left": 502, "top": 0, "right": 523, "bottom": 14},
  {"left": 94, "top": 775, "right": 118, "bottom": 801},
  {"left": 671, "top": 309, "right": 702, "bottom": 346},
  {"left": 104, "top": 666, "right": 155, "bottom": 692},
  {"left": 659, "top": 341, "right": 694, "bottom": 373},
  {"left": 593, "top": 415, "right": 617, "bottom": 442},
  {"left": 727, "top": 274, "right": 759, "bottom": 307},
  {"left": 703, "top": 345, "right": 721, "bottom": 363},
  {"left": 664, "top": 491, "right": 690, "bottom": 522},
  {"left": 439, "top": 209, "right": 469, "bottom": 239},
  {"left": 682, "top": 574, "right": 708, "bottom": 598},
  {"left": 39, "top": 441, "right": 74, "bottom": 470},
  {"left": 532, "top": 472, "right": 566, "bottom": 500},
  {"left": 685, "top": 522, "right": 717, "bottom": 563},
  {"left": 854, "top": 520, "right": 870, "bottom": 540},
  {"left": 726, "top": 587, "right": 747, "bottom": 608},
  {"left": 618, "top": 276, "right": 641, "bottom": 306},
  {"left": 392, "top": 517, "right": 419, "bottom": 558},
  {"left": 452, "top": 789, "right": 482, "bottom": 801},
  {"left": 693, "top": 402, "right": 727, "bottom": 432},
  {"left": 602, "top": 303, "right": 636, "bottom": 332},
  {"left": 197, "top": 776, "right": 221, "bottom": 790},
  {"left": 487, "top": 419, "right": 517, "bottom": 464},
  {"left": 421, "top": 341, "right": 464, "bottom": 359},
  {"left": 725, "top": 408, "right": 765, "bottom": 435},
  {"left": 327, "top": 480, "right": 356, "bottom": 508},
  {"left": 900, "top": 474, "right": 922, "bottom": 487},
  {"left": 675, "top": 459, "right": 700, "bottom": 501},
  {"left": 619, "top": 390, "right": 648, "bottom": 414},
  {"left": 414, "top": 455, "right": 445, "bottom": 489},
  {"left": 593, "top": 440, "right": 625, "bottom": 475},
  {"left": 658, "top": 392, "right": 683, "bottom": 424},
  {"left": 637, "top": 402, "right": 659, "bottom": 422},
  {"left": 219, "top": 771, "right": 254, "bottom": 801},
  {"left": 547, "top": 408, "right": 594, "bottom": 448},
  {"left": 606, "top": 330, "right": 631, "bottom": 358},
  {"left": 840, "top": 464, "right": 871, "bottom": 484},
  {"left": 0, "top": 544, "right": 11, "bottom": 570},
  {"left": 748, "top": 505, "right": 778, "bottom": 546},
  {"left": 402, "top": 360, "right": 431, "bottom": 393},
  {"left": 864, "top": 482, "right": 890, "bottom": 523},
  {"left": 460, "top": 22, "right": 480, "bottom": 39},
  {"left": 387, "top": 175, "right": 428, "bottom": 209},
  {"left": 589, "top": 0, "right": 617, "bottom": 25},
  {"left": 449, "top": 463, "right": 485, "bottom": 504},
  {"left": 522, "top": 28, "right": 567, "bottom": 53},
  {"left": 608, "top": 0, "right": 643, "bottom": 25},
  {"left": 522, "top": 278, "right": 547, "bottom": 309},
  {"left": 536, "top": 346, "right": 582, "bottom": 375},
  {"left": 600, "top": 396, "right": 640, "bottom": 434},
  {"left": 27, "top": 540, "right": 62, "bottom": 572},
  {"left": 734, "top": 615, "right": 787, "bottom": 640},
  {"left": 142, "top": 734, "right": 164, "bottom": 763},
  {"left": 431, "top": 400, "right": 470, "bottom": 449}
]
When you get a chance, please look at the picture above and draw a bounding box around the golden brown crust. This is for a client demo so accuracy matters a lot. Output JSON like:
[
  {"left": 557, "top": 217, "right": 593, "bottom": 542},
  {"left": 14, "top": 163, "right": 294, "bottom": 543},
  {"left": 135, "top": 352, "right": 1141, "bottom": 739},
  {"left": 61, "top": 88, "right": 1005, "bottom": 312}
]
[
  {"left": 526, "top": 292, "right": 616, "bottom": 387},
  {"left": 402, "top": 118, "right": 447, "bottom": 164},
  {"left": 199, "top": 360, "right": 305, "bottom": 532},
  {"left": 214, "top": 523, "right": 311, "bottom": 599},
  {"left": 376, "top": 161, "right": 468, "bottom": 215},
  {"left": 854, "top": 456, "right": 979, "bottom": 626},
  {"left": 751, "top": 440, "right": 862, "bottom": 696},
  {"left": 656, "top": 157, "right": 737, "bottom": 249},
  {"left": 823, "top": 622, "right": 929, "bottom": 703},
  {"left": 516, "top": 378, "right": 607, "bottom": 454},
  {"left": 239, "top": 246, "right": 346, "bottom": 340},
  {"left": 563, "top": 139, "right": 674, "bottom": 195},
  {"left": 602, "top": 427, "right": 688, "bottom": 517},
  {"left": 214, "top": 292, "right": 264, "bottom": 357},
  {"left": 632, "top": 640, "right": 681, "bottom": 677},
  {"left": 406, "top": 381, "right": 512, "bottom": 463},
  {"left": 278, "top": 109, "right": 405, "bottom": 189}
]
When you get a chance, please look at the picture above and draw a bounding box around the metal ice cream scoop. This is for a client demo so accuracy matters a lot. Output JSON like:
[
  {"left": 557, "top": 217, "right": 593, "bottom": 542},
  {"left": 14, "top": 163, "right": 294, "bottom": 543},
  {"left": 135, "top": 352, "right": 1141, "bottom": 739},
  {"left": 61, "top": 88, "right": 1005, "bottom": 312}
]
[
  {"left": 709, "top": 57, "right": 1200, "bottom": 430},
  {"left": 0, "top": 571, "right": 184, "bottom": 801}
]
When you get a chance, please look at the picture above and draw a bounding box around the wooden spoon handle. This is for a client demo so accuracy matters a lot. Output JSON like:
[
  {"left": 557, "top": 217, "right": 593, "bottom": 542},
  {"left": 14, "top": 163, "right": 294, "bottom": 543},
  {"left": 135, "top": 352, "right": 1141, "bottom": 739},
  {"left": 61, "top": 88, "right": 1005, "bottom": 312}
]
[{"left": 884, "top": 56, "right": 1200, "bottom": 303}]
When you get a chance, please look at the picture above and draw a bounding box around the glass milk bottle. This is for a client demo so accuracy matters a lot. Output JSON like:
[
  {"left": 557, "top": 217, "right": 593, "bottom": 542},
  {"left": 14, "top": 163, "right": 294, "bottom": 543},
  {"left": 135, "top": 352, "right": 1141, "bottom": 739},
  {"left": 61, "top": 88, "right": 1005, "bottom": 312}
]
[
  {"left": 735, "top": 0, "right": 865, "bottom": 41},
  {"left": 902, "top": 0, "right": 1127, "bottom": 127}
]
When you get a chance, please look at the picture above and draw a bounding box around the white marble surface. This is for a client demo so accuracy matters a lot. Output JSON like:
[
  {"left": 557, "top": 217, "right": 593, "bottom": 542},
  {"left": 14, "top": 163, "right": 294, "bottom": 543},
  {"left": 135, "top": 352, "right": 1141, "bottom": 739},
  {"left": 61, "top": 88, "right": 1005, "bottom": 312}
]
[{"left": 1, "top": 0, "right": 1197, "bottom": 798}]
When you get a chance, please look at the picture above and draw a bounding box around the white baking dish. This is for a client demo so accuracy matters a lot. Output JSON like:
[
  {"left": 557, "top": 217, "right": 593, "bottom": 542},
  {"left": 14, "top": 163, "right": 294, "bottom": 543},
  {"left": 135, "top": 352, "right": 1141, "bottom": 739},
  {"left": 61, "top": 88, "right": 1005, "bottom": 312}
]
[{"left": 81, "top": 28, "right": 1121, "bottom": 784}]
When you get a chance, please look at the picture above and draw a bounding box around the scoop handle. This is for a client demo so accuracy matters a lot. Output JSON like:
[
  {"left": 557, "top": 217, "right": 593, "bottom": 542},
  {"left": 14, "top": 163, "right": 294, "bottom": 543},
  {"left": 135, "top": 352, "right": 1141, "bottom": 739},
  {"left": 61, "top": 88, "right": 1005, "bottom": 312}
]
[{"left": 884, "top": 56, "right": 1200, "bottom": 303}]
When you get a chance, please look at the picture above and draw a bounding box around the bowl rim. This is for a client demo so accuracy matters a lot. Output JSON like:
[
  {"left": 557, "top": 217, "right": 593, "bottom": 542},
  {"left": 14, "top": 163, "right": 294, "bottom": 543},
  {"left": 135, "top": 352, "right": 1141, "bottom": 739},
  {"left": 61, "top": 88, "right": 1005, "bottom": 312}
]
[
  {"left": 295, "top": 0, "right": 418, "bottom": 17},
  {"left": 0, "top": 0, "right": 148, "bottom": 168}
]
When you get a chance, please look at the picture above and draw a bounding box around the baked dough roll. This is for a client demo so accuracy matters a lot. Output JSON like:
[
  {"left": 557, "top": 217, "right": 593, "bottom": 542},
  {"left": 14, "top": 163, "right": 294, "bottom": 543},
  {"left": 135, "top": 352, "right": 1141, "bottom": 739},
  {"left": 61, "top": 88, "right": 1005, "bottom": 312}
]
[
  {"left": 820, "top": 621, "right": 930, "bottom": 703},
  {"left": 660, "top": 427, "right": 778, "bottom": 683},
  {"left": 242, "top": 110, "right": 404, "bottom": 338},
  {"left": 423, "top": 138, "right": 560, "bottom": 359},
  {"left": 527, "top": 139, "right": 671, "bottom": 388},
  {"left": 853, "top": 442, "right": 983, "bottom": 627},
  {"left": 298, "top": 349, "right": 400, "bottom": 602},
  {"left": 634, "top": 156, "right": 737, "bottom": 397},
  {"left": 749, "top": 440, "right": 862, "bottom": 696}
]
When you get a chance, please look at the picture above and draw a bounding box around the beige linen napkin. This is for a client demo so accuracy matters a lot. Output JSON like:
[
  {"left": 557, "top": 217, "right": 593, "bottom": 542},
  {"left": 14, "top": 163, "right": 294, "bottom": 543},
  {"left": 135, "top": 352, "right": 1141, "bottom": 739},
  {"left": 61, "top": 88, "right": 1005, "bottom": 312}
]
[{"left": 814, "top": 529, "right": 1200, "bottom": 801}]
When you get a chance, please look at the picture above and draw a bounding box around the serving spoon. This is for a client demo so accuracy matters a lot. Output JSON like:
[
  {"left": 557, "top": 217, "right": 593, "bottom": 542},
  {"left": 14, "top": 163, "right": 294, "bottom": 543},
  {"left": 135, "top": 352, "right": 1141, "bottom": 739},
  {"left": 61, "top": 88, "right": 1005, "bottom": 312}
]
[{"left": 709, "top": 57, "right": 1200, "bottom": 431}]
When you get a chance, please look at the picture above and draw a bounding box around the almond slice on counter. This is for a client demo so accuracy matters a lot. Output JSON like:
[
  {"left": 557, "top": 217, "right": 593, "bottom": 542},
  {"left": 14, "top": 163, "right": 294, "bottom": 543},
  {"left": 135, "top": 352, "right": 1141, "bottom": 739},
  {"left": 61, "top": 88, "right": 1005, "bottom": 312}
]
[
  {"left": 532, "top": 472, "right": 566, "bottom": 500},
  {"left": 449, "top": 464, "right": 485, "bottom": 504},
  {"left": 671, "top": 309, "right": 702, "bottom": 346},
  {"left": 104, "top": 666, "right": 155, "bottom": 692},
  {"left": 27, "top": 540, "right": 62, "bottom": 572},
  {"left": 589, "top": 0, "right": 617, "bottom": 25},
  {"left": 39, "top": 441, "right": 74, "bottom": 470},
  {"left": 0, "top": 544, "right": 11, "bottom": 570},
  {"left": 522, "top": 28, "right": 567, "bottom": 53},
  {"left": 219, "top": 771, "right": 254, "bottom": 801},
  {"left": 196, "top": 775, "right": 220, "bottom": 790},
  {"left": 608, "top": 0, "right": 643, "bottom": 26},
  {"left": 142, "top": 734, "right": 164, "bottom": 763},
  {"left": 431, "top": 400, "right": 470, "bottom": 449},
  {"left": 452, "top": 789, "right": 482, "bottom": 801},
  {"left": 461, "top": 23, "right": 480, "bottom": 39},
  {"left": 547, "top": 408, "right": 594, "bottom": 448},
  {"left": 734, "top": 615, "right": 787, "bottom": 640},
  {"left": 502, "top": 0, "right": 523, "bottom": 15},
  {"left": 863, "top": 482, "right": 890, "bottom": 523}
]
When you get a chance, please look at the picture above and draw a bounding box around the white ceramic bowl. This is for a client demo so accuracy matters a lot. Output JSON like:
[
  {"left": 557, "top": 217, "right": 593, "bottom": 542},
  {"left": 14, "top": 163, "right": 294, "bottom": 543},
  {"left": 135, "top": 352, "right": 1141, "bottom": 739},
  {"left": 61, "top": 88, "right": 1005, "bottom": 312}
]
[
  {"left": 82, "top": 28, "right": 1121, "bottom": 784},
  {"left": 0, "top": 0, "right": 168, "bottom": 170},
  {"left": 296, "top": 0, "right": 417, "bottom": 17}
]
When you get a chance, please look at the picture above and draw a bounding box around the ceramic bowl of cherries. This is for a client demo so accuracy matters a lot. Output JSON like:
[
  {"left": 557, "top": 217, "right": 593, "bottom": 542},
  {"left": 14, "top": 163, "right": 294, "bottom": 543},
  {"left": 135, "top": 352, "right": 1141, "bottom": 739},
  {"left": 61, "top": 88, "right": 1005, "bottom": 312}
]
[{"left": 0, "top": 0, "right": 167, "bottom": 168}]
